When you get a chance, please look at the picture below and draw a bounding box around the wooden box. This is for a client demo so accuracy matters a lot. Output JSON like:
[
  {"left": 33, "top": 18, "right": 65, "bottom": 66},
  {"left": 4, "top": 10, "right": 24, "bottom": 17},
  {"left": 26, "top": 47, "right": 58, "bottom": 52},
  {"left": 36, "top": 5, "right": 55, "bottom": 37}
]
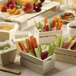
[
  {"left": 20, "top": 52, "right": 55, "bottom": 74},
  {"left": 0, "top": 40, "right": 17, "bottom": 66},
  {"left": 0, "top": 2, "right": 60, "bottom": 30},
  {"left": 35, "top": 29, "right": 62, "bottom": 45},
  {"left": 0, "top": 22, "right": 19, "bottom": 42},
  {"left": 13, "top": 31, "right": 31, "bottom": 54},
  {"left": 54, "top": 48, "right": 76, "bottom": 64}
]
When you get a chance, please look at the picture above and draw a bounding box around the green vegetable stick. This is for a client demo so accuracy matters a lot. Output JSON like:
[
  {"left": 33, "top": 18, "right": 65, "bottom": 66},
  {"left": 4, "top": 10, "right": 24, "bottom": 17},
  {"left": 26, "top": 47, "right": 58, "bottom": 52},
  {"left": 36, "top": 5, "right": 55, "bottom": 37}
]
[
  {"left": 47, "top": 20, "right": 51, "bottom": 31},
  {"left": 60, "top": 37, "right": 64, "bottom": 48},
  {"left": 34, "top": 20, "right": 39, "bottom": 29},
  {"left": 56, "top": 35, "right": 61, "bottom": 47},
  {"left": 42, "top": 45, "right": 47, "bottom": 50},
  {"left": 64, "top": 37, "right": 70, "bottom": 48},
  {"left": 48, "top": 43, "right": 54, "bottom": 57},
  {"left": 28, "top": 50, "right": 35, "bottom": 57},
  {"left": 38, "top": 44, "right": 42, "bottom": 54},
  {"left": 38, "top": 22, "right": 43, "bottom": 31},
  {"left": 35, "top": 48, "right": 41, "bottom": 59}
]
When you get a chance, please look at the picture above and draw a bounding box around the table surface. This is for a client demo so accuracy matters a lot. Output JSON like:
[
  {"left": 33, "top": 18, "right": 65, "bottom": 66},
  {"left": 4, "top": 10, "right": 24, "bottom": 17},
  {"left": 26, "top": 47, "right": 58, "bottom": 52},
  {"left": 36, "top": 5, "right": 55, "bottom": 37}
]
[{"left": 0, "top": 5, "right": 76, "bottom": 76}]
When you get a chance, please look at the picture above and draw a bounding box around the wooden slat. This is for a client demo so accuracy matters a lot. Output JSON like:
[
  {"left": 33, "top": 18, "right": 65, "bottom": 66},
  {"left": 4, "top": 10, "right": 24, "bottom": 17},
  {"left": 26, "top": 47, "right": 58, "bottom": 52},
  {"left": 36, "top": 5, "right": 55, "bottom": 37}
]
[
  {"left": 56, "top": 53, "right": 76, "bottom": 65},
  {"left": 54, "top": 48, "right": 76, "bottom": 56}
]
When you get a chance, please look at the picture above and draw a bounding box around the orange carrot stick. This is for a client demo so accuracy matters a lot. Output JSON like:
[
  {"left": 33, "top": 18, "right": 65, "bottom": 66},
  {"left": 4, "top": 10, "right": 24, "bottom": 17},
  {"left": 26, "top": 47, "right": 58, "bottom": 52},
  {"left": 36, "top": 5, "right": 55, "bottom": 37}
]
[
  {"left": 44, "top": 18, "right": 48, "bottom": 30},
  {"left": 33, "top": 38, "right": 38, "bottom": 48},
  {"left": 51, "top": 20, "right": 55, "bottom": 28},
  {"left": 69, "top": 36, "right": 76, "bottom": 43},
  {"left": 18, "top": 41, "right": 28, "bottom": 53},
  {"left": 57, "top": 17, "right": 61, "bottom": 23},
  {"left": 30, "top": 36, "right": 36, "bottom": 56},
  {"left": 26, "top": 39, "right": 30, "bottom": 51},
  {"left": 56, "top": 21, "right": 63, "bottom": 30},
  {"left": 54, "top": 16, "right": 58, "bottom": 22}
]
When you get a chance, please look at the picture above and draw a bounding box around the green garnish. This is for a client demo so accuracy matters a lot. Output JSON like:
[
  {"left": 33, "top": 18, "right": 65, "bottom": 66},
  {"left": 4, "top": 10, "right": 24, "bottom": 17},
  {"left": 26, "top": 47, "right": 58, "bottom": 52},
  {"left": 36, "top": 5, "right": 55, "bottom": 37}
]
[
  {"left": 0, "top": 45, "right": 10, "bottom": 50},
  {"left": 60, "top": 14, "right": 64, "bottom": 17}
]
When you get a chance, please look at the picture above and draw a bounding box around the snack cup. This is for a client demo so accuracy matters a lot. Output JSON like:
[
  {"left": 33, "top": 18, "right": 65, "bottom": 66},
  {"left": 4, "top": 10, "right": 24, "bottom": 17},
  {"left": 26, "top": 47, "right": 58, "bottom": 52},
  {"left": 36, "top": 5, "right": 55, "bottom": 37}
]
[
  {"left": 67, "top": 21, "right": 76, "bottom": 37},
  {"left": 0, "top": 22, "right": 19, "bottom": 42},
  {"left": 0, "top": 40, "right": 17, "bottom": 66}
]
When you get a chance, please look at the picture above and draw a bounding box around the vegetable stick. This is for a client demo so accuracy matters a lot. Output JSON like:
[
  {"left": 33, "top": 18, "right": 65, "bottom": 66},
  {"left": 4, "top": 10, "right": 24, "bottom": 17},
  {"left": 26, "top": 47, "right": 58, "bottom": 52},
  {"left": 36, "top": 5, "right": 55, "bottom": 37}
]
[
  {"left": 33, "top": 38, "right": 38, "bottom": 48},
  {"left": 30, "top": 36, "right": 36, "bottom": 56},
  {"left": 44, "top": 18, "right": 48, "bottom": 30},
  {"left": 54, "top": 16, "right": 58, "bottom": 22},
  {"left": 18, "top": 42, "right": 28, "bottom": 53},
  {"left": 69, "top": 36, "right": 76, "bottom": 43},
  {"left": 30, "top": 36, "right": 34, "bottom": 49},
  {"left": 56, "top": 21, "right": 63, "bottom": 30},
  {"left": 57, "top": 17, "right": 61, "bottom": 23},
  {"left": 51, "top": 20, "right": 55, "bottom": 28},
  {"left": 66, "top": 36, "right": 76, "bottom": 49},
  {"left": 71, "top": 43, "right": 76, "bottom": 51},
  {"left": 25, "top": 39, "right": 32, "bottom": 51}
]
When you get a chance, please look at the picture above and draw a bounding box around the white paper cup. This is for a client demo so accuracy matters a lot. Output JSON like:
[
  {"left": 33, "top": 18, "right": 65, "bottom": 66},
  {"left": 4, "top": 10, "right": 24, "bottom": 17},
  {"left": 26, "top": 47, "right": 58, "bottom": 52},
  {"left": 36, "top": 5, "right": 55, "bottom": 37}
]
[{"left": 67, "top": 21, "right": 76, "bottom": 36}]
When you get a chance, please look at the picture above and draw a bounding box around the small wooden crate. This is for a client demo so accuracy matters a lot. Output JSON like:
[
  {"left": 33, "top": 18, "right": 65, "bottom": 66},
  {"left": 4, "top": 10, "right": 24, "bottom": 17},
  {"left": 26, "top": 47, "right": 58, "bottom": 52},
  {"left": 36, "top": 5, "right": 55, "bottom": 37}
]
[
  {"left": 0, "top": 22, "right": 19, "bottom": 42},
  {"left": 0, "top": 40, "right": 17, "bottom": 66},
  {"left": 13, "top": 31, "right": 31, "bottom": 54},
  {"left": 20, "top": 52, "right": 55, "bottom": 74},
  {"left": 0, "top": 2, "right": 60, "bottom": 30},
  {"left": 35, "top": 29, "right": 62, "bottom": 45},
  {"left": 54, "top": 48, "right": 76, "bottom": 64}
]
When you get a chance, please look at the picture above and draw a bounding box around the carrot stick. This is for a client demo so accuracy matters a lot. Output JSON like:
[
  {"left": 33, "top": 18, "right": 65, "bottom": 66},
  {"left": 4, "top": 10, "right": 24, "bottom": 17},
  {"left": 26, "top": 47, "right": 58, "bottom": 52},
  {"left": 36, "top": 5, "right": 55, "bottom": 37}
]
[
  {"left": 51, "top": 20, "right": 55, "bottom": 28},
  {"left": 54, "top": 16, "right": 58, "bottom": 22},
  {"left": 57, "top": 17, "right": 61, "bottom": 23},
  {"left": 44, "top": 18, "right": 48, "bottom": 30},
  {"left": 18, "top": 41, "right": 28, "bottom": 53},
  {"left": 69, "top": 36, "right": 76, "bottom": 43},
  {"left": 33, "top": 38, "right": 38, "bottom": 48},
  {"left": 56, "top": 21, "right": 63, "bottom": 30},
  {"left": 30, "top": 36, "right": 36, "bottom": 56},
  {"left": 25, "top": 39, "right": 32, "bottom": 51},
  {"left": 30, "top": 36, "right": 34, "bottom": 49}
]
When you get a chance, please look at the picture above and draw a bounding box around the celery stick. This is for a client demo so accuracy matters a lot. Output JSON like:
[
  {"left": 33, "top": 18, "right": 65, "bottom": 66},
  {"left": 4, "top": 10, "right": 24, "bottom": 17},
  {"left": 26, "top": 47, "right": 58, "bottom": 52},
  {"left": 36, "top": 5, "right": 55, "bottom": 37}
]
[
  {"left": 47, "top": 20, "right": 51, "bottom": 31},
  {"left": 64, "top": 37, "right": 70, "bottom": 48},
  {"left": 56, "top": 35, "right": 62, "bottom": 47},
  {"left": 42, "top": 45, "right": 47, "bottom": 50},
  {"left": 38, "top": 44, "right": 42, "bottom": 54},
  {"left": 47, "top": 43, "right": 54, "bottom": 57},
  {"left": 60, "top": 37, "right": 64, "bottom": 48},
  {"left": 34, "top": 20, "right": 39, "bottom": 29},
  {"left": 35, "top": 48, "right": 41, "bottom": 59},
  {"left": 28, "top": 50, "right": 35, "bottom": 57},
  {"left": 38, "top": 22, "right": 43, "bottom": 31}
]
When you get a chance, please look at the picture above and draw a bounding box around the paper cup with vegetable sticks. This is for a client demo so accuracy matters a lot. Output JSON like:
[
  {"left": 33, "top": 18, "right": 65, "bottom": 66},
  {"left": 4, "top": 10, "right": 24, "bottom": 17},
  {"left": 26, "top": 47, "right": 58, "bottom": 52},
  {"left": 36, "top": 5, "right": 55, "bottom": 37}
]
[
  {"left": 18, "top": 36, "right": 55, "bottom": 74},
  {"left": 67, "top": 21, "right": 76, "bottom": 36},
  {"left": 13, "top": 31, "right": 31, "bottom": 54},
  {"left": 54, "top": 35, "right": 76, "bottom": 64},
  {"left": 0, "top": 22, "right": 19, "bottom": 42},
  {"left": 35, "top": 16, "right": 63, "bottom": 45},
  {"left": 0, "top": 40, "right": 17, "bottom": 66}
]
